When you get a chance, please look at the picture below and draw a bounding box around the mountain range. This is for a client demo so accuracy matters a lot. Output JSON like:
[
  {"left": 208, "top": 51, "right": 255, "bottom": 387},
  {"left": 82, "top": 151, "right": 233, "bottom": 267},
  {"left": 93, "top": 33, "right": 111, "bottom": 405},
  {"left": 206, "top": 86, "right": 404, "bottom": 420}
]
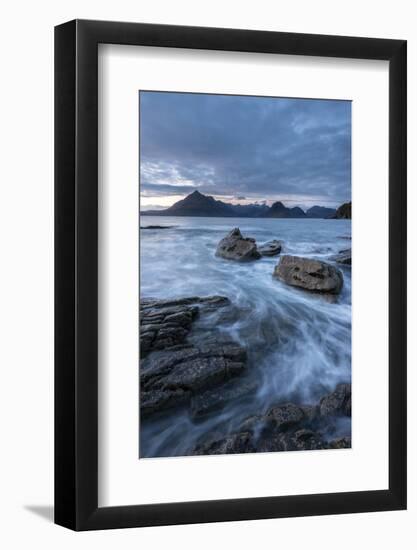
[{"left": 141, "top": 190, "right": 350, "bottom": 219}]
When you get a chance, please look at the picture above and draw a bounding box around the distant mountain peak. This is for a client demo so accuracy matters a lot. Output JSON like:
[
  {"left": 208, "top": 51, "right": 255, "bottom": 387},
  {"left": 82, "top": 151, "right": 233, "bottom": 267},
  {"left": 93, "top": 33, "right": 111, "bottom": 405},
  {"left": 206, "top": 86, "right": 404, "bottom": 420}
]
[
  {"left": 306, "top": 205, "right": 337, "bottom": 219},
  {"left": 141, "top": 191, "right": 339, "bottom": 219},
  {"left": 264, "top": 201, "right": 306, "bottom": 218}
]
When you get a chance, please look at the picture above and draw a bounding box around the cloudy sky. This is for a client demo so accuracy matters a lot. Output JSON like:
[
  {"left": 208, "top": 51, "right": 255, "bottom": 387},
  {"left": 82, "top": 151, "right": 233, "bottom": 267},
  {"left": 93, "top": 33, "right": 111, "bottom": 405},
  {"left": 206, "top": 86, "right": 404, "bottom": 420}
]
[{"left": 139, "top": 91, "right": 351, "bottom": 210}]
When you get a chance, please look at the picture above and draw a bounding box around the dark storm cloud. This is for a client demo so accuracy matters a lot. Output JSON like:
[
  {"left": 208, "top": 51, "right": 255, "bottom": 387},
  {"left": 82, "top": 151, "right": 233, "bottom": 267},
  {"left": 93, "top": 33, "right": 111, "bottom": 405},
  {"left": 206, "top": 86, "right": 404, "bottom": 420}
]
[{"left": 139, "top": 91, "right": 351, "bottom": 204}]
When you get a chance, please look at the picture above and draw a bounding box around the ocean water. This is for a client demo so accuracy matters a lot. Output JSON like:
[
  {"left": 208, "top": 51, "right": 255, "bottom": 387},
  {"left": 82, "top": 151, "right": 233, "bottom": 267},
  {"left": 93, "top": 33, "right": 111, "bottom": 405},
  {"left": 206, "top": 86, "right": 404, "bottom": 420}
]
[{"left": 140, "top": 216, "right": 351, "bottom": 457}]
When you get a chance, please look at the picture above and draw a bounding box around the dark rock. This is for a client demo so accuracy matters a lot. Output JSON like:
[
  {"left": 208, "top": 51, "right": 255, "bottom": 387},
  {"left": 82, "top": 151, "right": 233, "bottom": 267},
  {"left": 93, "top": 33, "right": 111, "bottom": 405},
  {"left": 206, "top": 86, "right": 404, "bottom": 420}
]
[
  {"left": 140, "top": 296, "right": 230, "bottom": 355},
  {"left": 274, "top": 255, "right": 344, "bottom": 294},
  {"left": 328, "top": 436, "right": 352, "bottom": 449},
  {"left": 140, "top": 388, "right": 190, "bottom": 418},
  {"left": 141, "top": 295, "right": 230, "bottom": 311},
  {"left": 319, "top": 383, "right": 351, "bottom": 417},
  {"left": 190, "top": 378, "right": 258, "bottom": 418},
  {"left": 301, "top": 404, "right": 319, "bottom": 422},
  {"left": 215, "top": 228, "right": 261, "bottom": 262},
  {"left": 238, "top": 414, "right": 267, "bottom": 433},
  {"left": 257, "top": 429, "right": 327, "bottom": 452},
  {"left": 140, "top": 342, "right": 247, "bottom": 418},
  {"left": 266, "top": 402, "right": 305, "bottom": 430},
  {"left": 192, "top": 432, "right": 255, "bottom": 455},
  {"left": 258, "top": 239, "right": 283, "bottom": 257},
  {"left": 332, "top": 202, "right": 351, "bottom": 219},
  {"left": 330, "top": 248, "right": 351, "bottom": 265},
  {"left": 192, "top": 427, "right": 327, "bottom": 455},
  {"left": 189, "top": 383, "right": 352, "bottom": 455}
]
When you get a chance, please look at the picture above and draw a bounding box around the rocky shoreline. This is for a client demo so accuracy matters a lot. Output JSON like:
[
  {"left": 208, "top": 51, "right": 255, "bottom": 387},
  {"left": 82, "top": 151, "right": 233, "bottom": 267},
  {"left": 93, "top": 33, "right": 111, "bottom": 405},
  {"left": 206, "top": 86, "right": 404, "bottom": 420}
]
[
  {"left": 140, "top": 227, "right": 351, "bottom": 456},
  {"left": 140, "top": 294, "right": 351, "bottom": 455},
  {"left": 192, "top": 384, "right": 351, "bottom": 455}
]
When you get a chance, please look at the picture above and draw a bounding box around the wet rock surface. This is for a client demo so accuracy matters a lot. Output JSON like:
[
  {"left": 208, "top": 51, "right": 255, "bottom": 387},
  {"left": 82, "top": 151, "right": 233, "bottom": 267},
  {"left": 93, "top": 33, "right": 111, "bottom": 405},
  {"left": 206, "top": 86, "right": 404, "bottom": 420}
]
[
  {"left": 215, "top": 228, "right": 261, "bottom": 261},
  {"left": 190, "top": 378, "right": 258, "bottom": 419},
  {"left": 274, "top": 255, "right": 344, "bottom": 294},
  {"left": 190, "top": 383, "right": 351, "bottom": 455},
  {"left": 329, "top": 436, "right": 351, "bottom": 449},
  {"left": 141, "top": 342, "right": 247, "bottom": 418},
  {"left": 258, "top": 239, "right": 283, "bottom": 257},
  {"left": 142, "top": 342, "right": 246, "bottom": 392},
  {"left": 319, "top": 383, "right": 351, "bottom": 417},
  {"left": 330, "top": 248, "right": 351, "bottom": 265},
  {"left": 140, "top": 296, "right": 229, "bottom": 355},
  {"left": 140, "top": 296, "right": 251, "bottom": 419},
  {"left": 140, "top": 295, "right": 351, "bottom": 455}
]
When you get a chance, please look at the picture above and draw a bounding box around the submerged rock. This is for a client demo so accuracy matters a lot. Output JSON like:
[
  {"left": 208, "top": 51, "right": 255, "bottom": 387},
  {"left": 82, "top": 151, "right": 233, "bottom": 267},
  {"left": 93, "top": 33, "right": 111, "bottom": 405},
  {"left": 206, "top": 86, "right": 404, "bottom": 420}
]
[
  {"left": 189, "top": 383, "right": 351, "bottom": 455},
  {"left": 258, "top": 239, "right": 283, "bottom": 257},
  {"left": 273, "top": 255, "right": 344, "bottom": 294},
  {"left": 256, "top": 428, "right": 328, "bottom": 453},
  {"left": 140, "top": 295, "right": 230, "bottom": 355},
  {"left": 141, "top": 388, "right": 190, "bottom": 418},
  {"left": 319, "top": 383, "right": 351, "bottom": 417},
  {"left": 266, "top": 403, "right": 305, "bottom": 430},
  {"left": 215, "top": 228, "right": 261, "bottom": 261},
  {"left": 192, "top": 425, "right": 328, "bottom": 455},
  {"left": 190, "top": 378, "right": 258, "bottom": 419},
  {"left": 193, "top": 432, "right": 255, "bottom": 455},
  {"left": 330, "top": 248, "right": 351, "bottom": 265},
  {"left": 328, "top": 436, "right": 352, "bottom": 449}
]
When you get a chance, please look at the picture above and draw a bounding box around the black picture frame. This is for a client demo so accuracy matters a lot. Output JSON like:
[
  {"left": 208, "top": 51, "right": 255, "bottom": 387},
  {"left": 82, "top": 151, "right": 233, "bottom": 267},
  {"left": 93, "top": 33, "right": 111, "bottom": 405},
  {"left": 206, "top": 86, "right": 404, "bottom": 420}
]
[{"left": 55, "top": 19, "right": 407, "bottom": 531}]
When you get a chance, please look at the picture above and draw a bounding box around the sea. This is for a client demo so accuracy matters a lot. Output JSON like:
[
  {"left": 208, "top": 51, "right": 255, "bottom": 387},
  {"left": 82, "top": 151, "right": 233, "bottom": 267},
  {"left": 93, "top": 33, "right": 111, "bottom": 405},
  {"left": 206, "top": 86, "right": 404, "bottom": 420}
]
[{"left": 140, "top": 216, "right": 351, "bottom": 457}]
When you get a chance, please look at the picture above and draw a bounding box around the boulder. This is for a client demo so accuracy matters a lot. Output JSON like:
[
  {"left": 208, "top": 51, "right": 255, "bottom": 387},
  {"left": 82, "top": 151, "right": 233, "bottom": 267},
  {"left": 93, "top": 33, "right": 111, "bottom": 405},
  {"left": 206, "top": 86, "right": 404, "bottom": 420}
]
[
  {"left": 319, "top": 383, "right": 351, "bottom": 417},
  {"left": 258, "top": 239, "right": 283, "bottom": 257},
  {"left": 330, "top": 248, "right": 351, "bottom": 265},
  {"left": 215, "top": 228, "right": 261, "bottom": 261},
  {"left": 273, "top": 255, "right": 344, "bottom": 294}
]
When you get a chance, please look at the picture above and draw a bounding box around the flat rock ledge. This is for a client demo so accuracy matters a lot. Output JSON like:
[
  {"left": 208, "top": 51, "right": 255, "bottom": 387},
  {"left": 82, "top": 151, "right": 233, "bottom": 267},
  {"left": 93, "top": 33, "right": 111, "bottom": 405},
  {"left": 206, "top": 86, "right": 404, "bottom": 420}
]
[
  {"left": 140, "top": 295, "right": 252, "bottom": 419},
  {"left": 140, "top": 295, "right": 230, "bottom": 356},
  {"left": 215, "top": 228, "right": 261, "bottom": 261},
  {"left": 191, "top": 383, "right": 351, "bottom": 455},
  {"left": 274, "top": 255, "right": 344, "bottom": 294},
  {"left": 141, "top": 342, "right": 247, "bottom": 418}
]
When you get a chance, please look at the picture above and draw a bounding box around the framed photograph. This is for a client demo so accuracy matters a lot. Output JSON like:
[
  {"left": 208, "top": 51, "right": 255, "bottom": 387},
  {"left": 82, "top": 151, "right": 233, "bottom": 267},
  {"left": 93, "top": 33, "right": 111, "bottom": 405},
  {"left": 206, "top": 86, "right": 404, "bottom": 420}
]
[{"left": 55, "top": 19, "right": 407, "bottom": 530}]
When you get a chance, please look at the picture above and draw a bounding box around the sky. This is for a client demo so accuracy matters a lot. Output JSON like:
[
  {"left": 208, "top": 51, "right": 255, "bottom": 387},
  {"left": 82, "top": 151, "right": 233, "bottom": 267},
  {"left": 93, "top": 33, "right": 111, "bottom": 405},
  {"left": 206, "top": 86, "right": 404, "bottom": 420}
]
[{"left": 139, "top": 91, "right": 351, "bottom": 210}]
